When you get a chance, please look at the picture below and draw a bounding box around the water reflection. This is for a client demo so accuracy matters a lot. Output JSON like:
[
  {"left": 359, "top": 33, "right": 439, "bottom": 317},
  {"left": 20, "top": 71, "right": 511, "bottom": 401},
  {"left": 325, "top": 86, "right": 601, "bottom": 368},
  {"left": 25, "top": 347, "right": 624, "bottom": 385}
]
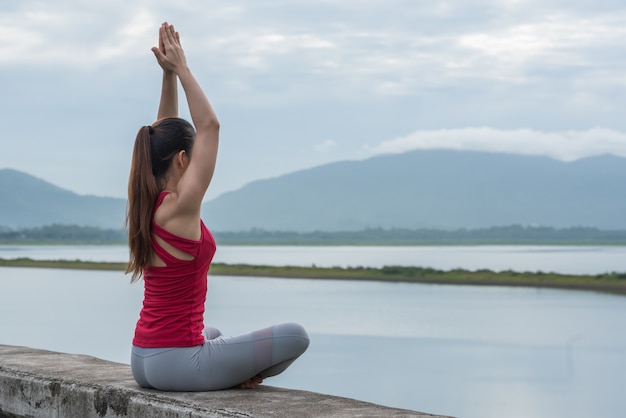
[{"left": 1, "top": 267, "right": 625, "bottom": 418}]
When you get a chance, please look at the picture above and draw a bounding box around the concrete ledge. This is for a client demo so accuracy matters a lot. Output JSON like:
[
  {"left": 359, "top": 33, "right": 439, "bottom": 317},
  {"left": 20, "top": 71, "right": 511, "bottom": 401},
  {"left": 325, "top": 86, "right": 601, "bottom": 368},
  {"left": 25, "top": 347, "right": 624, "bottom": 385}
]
[{"left": 0, "top": 345, "right": 448, "bottom": 418}]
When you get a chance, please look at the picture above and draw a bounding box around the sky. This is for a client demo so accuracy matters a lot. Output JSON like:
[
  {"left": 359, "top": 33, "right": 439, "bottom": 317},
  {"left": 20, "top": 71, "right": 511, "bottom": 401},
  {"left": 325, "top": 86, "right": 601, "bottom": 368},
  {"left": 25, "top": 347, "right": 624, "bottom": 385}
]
[{"left": 1, "top": 0, "right": 626, "bottom": 200}]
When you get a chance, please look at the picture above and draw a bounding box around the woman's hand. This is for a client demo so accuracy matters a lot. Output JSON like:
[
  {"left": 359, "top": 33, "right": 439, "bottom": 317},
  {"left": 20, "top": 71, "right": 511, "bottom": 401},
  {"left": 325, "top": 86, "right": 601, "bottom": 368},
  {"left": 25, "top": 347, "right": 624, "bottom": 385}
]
[{"left": 151, "top": 22, "right": 187, "bottom": 73}]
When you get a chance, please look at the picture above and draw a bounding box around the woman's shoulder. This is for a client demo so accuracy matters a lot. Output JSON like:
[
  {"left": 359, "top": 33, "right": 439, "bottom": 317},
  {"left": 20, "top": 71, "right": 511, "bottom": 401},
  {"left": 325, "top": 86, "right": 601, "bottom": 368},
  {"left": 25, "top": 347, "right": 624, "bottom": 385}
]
[
  {"left": 153, "top": 191, "right": 173, "bottom": 221},
  {"left": 156, "top": 190, "right": 171, "bottom": 206},
  {"left": 153, "top": 191, "right": 202, "bottom": 240}
]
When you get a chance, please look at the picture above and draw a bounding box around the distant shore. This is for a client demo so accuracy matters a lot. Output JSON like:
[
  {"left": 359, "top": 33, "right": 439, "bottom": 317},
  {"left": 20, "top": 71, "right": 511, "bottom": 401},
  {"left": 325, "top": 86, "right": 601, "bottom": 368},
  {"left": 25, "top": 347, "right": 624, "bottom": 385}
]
[
  {"left": 1, "top": 257, "right": 625, "bottom": 296},
  {"left": 3, "top": 224, "right": 626, "bottom": 246}
]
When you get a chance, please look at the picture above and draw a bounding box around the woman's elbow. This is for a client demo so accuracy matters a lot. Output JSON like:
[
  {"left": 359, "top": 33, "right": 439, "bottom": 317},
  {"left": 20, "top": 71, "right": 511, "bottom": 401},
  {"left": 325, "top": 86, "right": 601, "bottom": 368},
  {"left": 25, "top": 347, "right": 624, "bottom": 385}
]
[
  {"left": 197, "top": 116, "right": 220, "bottom": 134},
  {"left": 209, "top": 116, "right": 220, "bottom": 131},
  {"left": 207, "top": 116, "right": 220, "bottom": 131}
]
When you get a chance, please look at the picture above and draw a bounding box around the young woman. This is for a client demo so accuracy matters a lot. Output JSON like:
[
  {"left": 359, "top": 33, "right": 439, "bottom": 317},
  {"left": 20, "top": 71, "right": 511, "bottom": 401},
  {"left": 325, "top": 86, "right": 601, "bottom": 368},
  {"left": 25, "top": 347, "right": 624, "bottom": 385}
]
[{"left": 126, "top": 22, "right": 309, "bottom": 391}]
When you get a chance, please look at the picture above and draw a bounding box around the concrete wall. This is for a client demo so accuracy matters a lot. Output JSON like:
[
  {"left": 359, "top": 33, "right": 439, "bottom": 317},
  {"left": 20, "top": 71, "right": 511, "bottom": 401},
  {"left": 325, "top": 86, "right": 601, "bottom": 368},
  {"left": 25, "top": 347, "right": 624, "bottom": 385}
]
[{"left": 0, "top": 345, "right": 448, "bottom": 418}]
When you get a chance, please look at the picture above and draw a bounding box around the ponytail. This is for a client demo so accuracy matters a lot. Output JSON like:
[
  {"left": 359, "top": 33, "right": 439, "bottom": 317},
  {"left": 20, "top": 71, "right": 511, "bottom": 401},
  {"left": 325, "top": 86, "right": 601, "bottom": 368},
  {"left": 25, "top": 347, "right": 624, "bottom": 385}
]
[
  {"left": 125, "top": 118, "right": 196, "bottom": 282},
  {"left": 126, "top": 125, "right": 160, "bottom": 282}
]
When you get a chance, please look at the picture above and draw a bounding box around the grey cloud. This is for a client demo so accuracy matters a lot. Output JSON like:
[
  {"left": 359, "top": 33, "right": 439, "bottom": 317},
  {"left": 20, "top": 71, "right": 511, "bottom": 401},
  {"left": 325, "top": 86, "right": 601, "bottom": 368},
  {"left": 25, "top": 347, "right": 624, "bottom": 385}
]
[{"left": 2, "top": 0, "right": 626, "bottom": 198}]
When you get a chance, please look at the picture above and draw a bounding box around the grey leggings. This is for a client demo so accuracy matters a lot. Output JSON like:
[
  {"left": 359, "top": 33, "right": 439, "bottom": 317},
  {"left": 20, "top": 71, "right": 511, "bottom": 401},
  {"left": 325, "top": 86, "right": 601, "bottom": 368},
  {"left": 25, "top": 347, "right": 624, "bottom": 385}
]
[{"left": 131, "top": 322, "right": 309, "bottom": 391}]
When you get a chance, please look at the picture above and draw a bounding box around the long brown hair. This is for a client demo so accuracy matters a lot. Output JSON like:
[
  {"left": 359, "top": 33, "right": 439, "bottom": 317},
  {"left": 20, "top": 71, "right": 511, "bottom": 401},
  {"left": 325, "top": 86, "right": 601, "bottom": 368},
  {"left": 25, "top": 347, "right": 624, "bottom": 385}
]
[{"left": 126, "top": 118, "right": 195, "bottom": 282}]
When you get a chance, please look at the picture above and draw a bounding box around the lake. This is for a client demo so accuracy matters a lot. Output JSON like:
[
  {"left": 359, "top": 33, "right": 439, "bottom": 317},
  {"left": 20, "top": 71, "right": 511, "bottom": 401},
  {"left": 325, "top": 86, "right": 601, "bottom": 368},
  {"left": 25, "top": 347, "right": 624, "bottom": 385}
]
[
  {"left": 2, "top": 244, "right": 626, "bottom": 274},
  {"left": 1, "top": 245, "right": 625, "bottom": 418}
]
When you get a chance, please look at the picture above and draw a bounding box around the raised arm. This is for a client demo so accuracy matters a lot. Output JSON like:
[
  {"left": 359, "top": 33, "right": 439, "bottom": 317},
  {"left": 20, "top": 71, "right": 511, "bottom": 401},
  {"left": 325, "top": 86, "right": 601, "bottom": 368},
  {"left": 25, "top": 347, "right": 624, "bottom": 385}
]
[
  {"left": 154, "top": 27, "right": 178, "bottom": 119},
  {"left": 157, "top": 71, "right": 178, "bottom": 119},
  {"left": 151, "top": 23, "right": 220, "bottom": 215}
]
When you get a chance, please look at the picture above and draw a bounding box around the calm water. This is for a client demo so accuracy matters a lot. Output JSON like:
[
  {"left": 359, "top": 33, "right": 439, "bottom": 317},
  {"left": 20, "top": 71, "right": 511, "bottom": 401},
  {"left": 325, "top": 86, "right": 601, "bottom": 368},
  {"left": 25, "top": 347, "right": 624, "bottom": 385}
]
[
  {"left": 1, "top": 246, "right": 625, "bottom": 418},
  {"left": 1, "top": 244, "right": 626, "bottom": 274}
]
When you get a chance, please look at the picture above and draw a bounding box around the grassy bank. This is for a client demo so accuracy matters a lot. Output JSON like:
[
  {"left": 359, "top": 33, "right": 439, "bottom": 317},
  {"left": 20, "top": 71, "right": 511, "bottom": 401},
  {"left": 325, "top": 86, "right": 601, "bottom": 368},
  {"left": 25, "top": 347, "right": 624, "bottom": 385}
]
[{"left": 1, "top": 257, "right": 625, "bottom": 295}]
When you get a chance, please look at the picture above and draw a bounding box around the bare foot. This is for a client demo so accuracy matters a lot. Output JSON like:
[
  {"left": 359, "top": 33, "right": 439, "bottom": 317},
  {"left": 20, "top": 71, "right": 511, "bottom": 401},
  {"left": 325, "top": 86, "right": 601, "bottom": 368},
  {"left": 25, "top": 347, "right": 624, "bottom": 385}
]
[{"left": 238, "top": 374, "right": 263, "bottom": 389}]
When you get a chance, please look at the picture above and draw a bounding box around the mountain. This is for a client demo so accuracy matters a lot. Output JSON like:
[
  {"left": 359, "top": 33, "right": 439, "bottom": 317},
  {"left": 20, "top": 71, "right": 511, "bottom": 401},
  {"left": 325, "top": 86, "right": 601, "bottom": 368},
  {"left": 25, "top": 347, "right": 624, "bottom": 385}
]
[
  {"left": 3, "top": 150, "right": 626, "bottom": 232},
  {"left": 201, "top": 150, "right": 626, "bottom": 231},
  {"left": 0, "top": 169, "right": 126, "bottom": 229}
]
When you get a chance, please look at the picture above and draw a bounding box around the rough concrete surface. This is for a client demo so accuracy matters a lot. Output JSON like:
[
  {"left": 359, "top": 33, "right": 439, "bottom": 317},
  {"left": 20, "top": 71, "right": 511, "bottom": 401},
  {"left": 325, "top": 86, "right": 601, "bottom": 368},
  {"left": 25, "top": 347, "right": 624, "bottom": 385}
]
[{"left": 0, "top": 345, "right": 450, "bottom": 418}]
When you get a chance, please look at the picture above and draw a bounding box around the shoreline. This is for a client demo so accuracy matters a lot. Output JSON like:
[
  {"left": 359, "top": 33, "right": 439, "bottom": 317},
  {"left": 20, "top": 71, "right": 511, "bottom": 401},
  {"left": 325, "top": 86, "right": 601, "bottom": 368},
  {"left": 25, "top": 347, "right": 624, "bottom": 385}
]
[
  {"left": 1, "top": 257, "right": 625, "bottom": 296},
  {"left": 2, "top": 241, "right": 626, "bottom": 246},
  {"left": 213, "top": 270, "right": 626, "bottom": 295}
]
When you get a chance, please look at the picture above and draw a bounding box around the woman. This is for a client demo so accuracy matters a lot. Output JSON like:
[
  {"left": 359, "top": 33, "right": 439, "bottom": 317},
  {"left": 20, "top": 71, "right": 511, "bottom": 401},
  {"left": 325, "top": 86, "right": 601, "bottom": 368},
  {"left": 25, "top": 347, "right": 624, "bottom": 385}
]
[{"left": 126, "top": 22, "right": 309, "bottom": 391}]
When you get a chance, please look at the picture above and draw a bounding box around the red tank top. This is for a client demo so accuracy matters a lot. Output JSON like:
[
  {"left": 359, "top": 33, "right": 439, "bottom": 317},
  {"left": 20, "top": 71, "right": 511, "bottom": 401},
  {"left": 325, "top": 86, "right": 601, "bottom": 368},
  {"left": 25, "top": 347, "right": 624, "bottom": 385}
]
[{"left": 132, "top": 192, "right": 217, "bottom": 348}]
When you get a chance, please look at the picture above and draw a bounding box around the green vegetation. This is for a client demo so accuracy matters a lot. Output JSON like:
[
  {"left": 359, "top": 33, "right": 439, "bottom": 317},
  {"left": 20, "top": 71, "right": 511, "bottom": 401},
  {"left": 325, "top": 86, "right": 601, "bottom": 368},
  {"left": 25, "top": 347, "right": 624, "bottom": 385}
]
[
  {"left": 0, "top": 224, "right": 126, "bottom": 244},
  {"left": 0, "top": 258, "right": 127, "bottom": 270},
  {"left": 1, "top": 257, "right": 625, "bottom": 295},
  {"left": 214, "top": 226, "right": 626, "bottom": 245},
  {"left": 2, "top": 224, "right": 626, "bottom": 245}
]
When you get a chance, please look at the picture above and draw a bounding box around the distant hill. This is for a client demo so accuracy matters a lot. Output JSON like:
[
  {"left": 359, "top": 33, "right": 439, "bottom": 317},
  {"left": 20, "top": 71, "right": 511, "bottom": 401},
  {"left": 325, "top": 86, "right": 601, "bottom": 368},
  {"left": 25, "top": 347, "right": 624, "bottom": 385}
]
[
  {"left": 0, "top": 169, "right": 126, "bottom": 229},
  {"left": 3, "top": 150, "right": 626, "bottom": 232},
  {"left": 202, "top": 150, "right": 626, "bottom": 231}
]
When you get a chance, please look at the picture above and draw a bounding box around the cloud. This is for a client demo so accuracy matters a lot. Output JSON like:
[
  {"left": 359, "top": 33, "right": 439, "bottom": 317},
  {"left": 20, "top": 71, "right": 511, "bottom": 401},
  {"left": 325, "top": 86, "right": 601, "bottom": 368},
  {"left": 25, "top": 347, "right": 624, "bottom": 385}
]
[
  {"left": 201, "top": 31, "right": 336, "bottom": 71},
  {"left": 314, "top": 139, "right": 336, "bottom": 152},
  {"left": 364, "top": 127, "right": 626, "bottom": 161},
  {"left": 0, "top": 2, "right": 179, "bottom": 69},
  {"left": 2, "top": 0, "right": 626, "bottom": 199},
  {"left": 3, "top": 1, "right": 626, "bottom": 99},
  {"left": 94, "top": 10, "right": 156, "bottom": 63},
  {"left": 456, "top": 14, "right": 626, "bottom": 82}
]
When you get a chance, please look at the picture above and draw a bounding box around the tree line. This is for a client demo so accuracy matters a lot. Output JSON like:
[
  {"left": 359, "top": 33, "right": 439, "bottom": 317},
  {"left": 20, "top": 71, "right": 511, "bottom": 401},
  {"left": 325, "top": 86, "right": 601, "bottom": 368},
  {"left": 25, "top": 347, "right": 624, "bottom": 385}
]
[
  {"left": 0, "top": 224, "right": 126, "bottom": 244},
  {"left": 214, "top": 226, "right": 626, "bottom": 245},
  {"left": 2, "top": 224, "right": 626, "bottom": 245}
]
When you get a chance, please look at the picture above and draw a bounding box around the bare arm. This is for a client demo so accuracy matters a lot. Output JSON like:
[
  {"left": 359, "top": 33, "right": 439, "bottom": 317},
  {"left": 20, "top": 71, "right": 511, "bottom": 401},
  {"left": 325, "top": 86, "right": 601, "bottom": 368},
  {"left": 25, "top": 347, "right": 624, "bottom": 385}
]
[
  {"left": 175, "top": 65, "right": 220, "bottom": 209},
  {"left": 154, "top": 27, "right": 178, "bottom": 119},
  {"left": 151, "top": 23, "right": 219, "bottom": 216},
  {"left": 157, "top": 71, "right": 178, "bottom": 120}
]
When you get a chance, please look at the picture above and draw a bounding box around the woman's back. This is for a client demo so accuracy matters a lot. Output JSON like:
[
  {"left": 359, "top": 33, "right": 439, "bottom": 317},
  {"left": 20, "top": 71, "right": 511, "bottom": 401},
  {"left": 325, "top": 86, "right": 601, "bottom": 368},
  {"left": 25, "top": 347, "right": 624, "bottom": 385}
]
[{"left": 133, "top": 192, "right": 217, "bottom": 348}]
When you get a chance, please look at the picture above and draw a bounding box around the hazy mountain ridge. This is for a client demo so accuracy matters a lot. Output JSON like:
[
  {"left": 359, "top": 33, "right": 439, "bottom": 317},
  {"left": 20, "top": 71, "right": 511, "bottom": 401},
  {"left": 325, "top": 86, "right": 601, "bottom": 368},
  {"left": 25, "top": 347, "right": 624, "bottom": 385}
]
[
  {"left": 0, "top": 168, "right": 127, "bottom": 229},
  {"left": 202, "top": 150, "right": 626, "bottom": 231},
  {"left": 2, "top": 150, "right": 625, "bottom": 231}
]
